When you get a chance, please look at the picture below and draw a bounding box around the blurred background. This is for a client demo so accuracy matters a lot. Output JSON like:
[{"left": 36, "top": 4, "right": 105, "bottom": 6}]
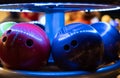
[{"left": 0, "top": 10, "right": 120, "bottom": 31}]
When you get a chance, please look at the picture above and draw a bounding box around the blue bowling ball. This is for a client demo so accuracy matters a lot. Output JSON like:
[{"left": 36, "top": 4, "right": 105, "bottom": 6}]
[
  {"left": 91, "top": 22, "right": 120, "bottom": 64},
  {"left": 52, "top": 23, "right": 104, "bottom": 71}
]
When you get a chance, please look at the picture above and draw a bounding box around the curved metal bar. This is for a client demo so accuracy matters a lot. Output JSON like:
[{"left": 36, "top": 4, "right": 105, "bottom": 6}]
[
  {"left": 97, "top": 60, "right": 120, "bottom": 73},
  {"left": 0, "top": 60, "right": 119, "bottom": 77},
  {"left": 0, "top": 3, "right": 119, "bottom": 12}
]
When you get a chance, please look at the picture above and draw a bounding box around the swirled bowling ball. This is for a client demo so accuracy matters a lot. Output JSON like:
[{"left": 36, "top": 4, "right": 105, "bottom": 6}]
[
  {"left": 52, "top": 23, "right": 104, "bottom": 71},
  {"left": 0, "top": 22, "right": 50, "bottom": 70},
  {"left": 91, "top": 22, "right": 120, "bottom": 64},
  {"left": 0, "top": 21, "right": 16, "bottom": 37}
]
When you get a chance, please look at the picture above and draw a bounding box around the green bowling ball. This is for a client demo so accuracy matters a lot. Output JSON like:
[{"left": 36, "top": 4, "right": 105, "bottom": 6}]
[{"left": 0, "top": 22, "right": 16, "bottom": 37}]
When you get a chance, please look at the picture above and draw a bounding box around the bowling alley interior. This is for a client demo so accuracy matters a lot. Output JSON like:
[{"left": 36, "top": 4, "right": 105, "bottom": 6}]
[
  {"left": 0, "top": 10, "right": 120, "bottom": 31},
  {"left": 0, "top": 1, "right": 119, "bottom": 78}
]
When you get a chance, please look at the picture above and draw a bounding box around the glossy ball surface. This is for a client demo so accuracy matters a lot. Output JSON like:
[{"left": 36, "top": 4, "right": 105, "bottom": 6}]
[
  {"left": 0, "top": 23, "right": 50, "bottom": 70},
  {"left": 29, "top": 21, "right": 45, "bottom": 30},
  {"left": 52, "top": 23, "right": 104, "bottom": 71},
  {"left": 91, "top": 22, "right": 120, "bottom": 63}
]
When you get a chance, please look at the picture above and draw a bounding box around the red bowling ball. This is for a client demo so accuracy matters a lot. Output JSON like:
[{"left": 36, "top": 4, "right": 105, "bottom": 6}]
[{"left": 0, "top": 23, "right": 50, "bottom": 70}]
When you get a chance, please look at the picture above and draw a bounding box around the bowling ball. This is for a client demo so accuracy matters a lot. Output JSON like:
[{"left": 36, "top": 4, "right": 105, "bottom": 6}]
[
  {"left": 52, "top": 23, "right": 104, "bottom": 71},
  {"left": 91, "top": 22, "right": 120, "bottom": 64},
  {"left": 0, "top": 21, "right": 16, "bottom": 37},
  {"left": 29, "top": 21, "right": 45, "bottom": 30},
  {"left": 0, "top": 22, "right": 50, "bottom": 70}
]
